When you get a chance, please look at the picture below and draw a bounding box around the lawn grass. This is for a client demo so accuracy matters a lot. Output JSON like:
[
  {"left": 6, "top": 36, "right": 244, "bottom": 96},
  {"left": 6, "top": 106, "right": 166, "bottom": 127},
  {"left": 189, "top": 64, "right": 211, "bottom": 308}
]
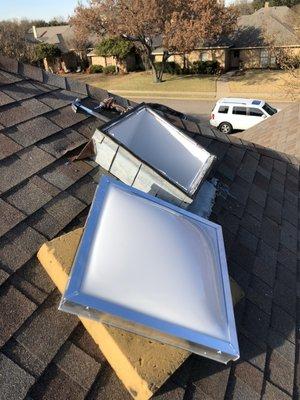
[
  {"left": 69, "top": 71, "right": 217, "bottom": 95},
  {"left": 228, "top": 69, "right": 299, "bottom": 94}
]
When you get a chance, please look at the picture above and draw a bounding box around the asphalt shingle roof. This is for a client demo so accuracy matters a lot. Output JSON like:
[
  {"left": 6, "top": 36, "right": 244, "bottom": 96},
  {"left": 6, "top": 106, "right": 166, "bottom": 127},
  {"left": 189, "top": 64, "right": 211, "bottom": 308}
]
[
  {"left": 0, "top": 55, "right": 299, "bottom": 400},
  {"left": 233, "top": 5, "right": 300, "bottom": 47},
  {"left": 233, "top": 103, "right": 300, "bottom": 161}
]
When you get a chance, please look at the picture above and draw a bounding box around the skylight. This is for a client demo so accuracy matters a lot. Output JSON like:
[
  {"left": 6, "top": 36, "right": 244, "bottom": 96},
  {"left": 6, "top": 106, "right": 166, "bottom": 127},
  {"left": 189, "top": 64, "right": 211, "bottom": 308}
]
[
  {"left": 100, "top": 104, "right": 215, "bottom": 196},
  {"left": 60, "top": 176, "right": 239, "bottom": 364}
]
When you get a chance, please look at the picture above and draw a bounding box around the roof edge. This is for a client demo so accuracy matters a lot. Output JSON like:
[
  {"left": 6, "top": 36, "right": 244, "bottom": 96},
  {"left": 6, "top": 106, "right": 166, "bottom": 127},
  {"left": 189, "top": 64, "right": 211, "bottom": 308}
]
[
  {"left": 0, "top": 54, "right": 138, "bottom": 108},
  {"left": 0, "top": 55, "right": 298, "bottom": 167}
]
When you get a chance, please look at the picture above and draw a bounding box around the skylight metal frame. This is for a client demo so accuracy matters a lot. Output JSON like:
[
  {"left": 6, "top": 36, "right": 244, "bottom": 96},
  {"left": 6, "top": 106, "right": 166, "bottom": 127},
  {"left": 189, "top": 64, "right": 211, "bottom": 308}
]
[
  {"left": 99, "top": 103, "right": 216, "bottom": 197},
  {"left": 60, "top": 176, "right": 239, "bottom": 364}
]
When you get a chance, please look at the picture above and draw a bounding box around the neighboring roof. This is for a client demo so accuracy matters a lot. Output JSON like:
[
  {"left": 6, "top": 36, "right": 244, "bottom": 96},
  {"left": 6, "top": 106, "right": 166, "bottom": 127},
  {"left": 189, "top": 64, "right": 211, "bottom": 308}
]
[
  {"left": 0, "top": 55, "right": 299, "bottom": 400},
  {"left": 234, "top": 102, "right": 300, "bottom": 160},
  {"left": 28, "top": 25, "right": 75, "bottom": 53},
  {"left": 232, "top": 5, "right": 300, "bottom": 48},
  {"left": 28, "top": 25, "right": 98, "bottom": 53},
  {"left": 151, "top": 35, "right": 232, "bottom": 55}
]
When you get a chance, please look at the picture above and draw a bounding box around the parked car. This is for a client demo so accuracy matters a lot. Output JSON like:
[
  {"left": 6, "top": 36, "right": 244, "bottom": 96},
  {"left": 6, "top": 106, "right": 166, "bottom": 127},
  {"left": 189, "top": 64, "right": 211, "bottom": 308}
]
[{"left": 210, "top": 98, "right": 279, "bottom": 134}]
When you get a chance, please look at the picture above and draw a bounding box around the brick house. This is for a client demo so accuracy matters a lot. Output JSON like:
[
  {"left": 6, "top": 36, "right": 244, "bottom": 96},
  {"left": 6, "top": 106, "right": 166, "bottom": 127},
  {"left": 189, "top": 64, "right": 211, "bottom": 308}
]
[{"left": 152, "top": 3, "right": 300, "bottom": 71}]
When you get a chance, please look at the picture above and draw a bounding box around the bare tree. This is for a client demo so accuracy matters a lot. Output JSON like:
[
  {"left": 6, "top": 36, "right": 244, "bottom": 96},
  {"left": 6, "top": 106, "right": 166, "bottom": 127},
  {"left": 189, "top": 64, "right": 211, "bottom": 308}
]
[
  {"left": 232, "top": 0, "right": 255, "bottom": 15},
  {"left": 0, "top": 19, "right": 35, "bottom": 62},
  {"left": 269, "top": 43, "right": 300, "bottom": 99},
  {"left": 70, "top": 0, "right": 238, "bottom": 82}
]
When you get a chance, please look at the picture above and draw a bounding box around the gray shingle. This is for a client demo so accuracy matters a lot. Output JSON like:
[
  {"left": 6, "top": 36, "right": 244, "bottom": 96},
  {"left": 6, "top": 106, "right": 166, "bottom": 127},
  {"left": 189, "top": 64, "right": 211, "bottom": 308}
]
[
  {"left": 87, "top": 366, "right": 132, "bottom": 400},
  {"left": 2, "top": 339, "right": 45, "bottom": 379},
  {"left": 38, "top": 128, "right": 86, "bottom": 158},
  {"left": 234, "top": 361, "right": 264, "bottom": 395},
  {"left": 39, "top": 90, "right": 83, "bottom": 110},
  {"left": 0, "top": 90, "right": 14, "bottom": 106},
  {"left": 0, "top": 68, "right": 21, "bottom": 84},
  {"left": 41, "top": 160, "right": 93, "bottom": 190},
  {"left": 0, "top": 156, "right": 34, "bottom": 194},
  {"left": 271, "top": 304, "right": 295, "bottom": 344},
  {"left": 27, "top": 209, "right": 63, "bottom": 240},
  {"left": 44, "top": 192, "right": 86, "bottom": 226},
  {"left": 16, "top": 258, "right": 55, "bottom": 295},
  {"left": 0, "top": 353, "right": 35, "bottom": 400},
  {"left": 261, "top": 381, "right": 291, "bottom": 400},
  {"left": 0, "top": 224, "right": 46, "bottom": 273},
  {"left": 2, "top": 81, "right": 43, "bottom": 101},
  {"left": 6, "top": 180, "right": 53, "bottom": 215},
  {"left": 268, "top": 350, "right": 294, "bottom": 395},
  {"left": 29, "top": 364, "right": 87, "bottom": 400},
  {"left": 15, "top": 291, "right": 77, "bottom": 370},
  {"left": 7, "top": 116, "right": 61, "bottom": 147},
  {"left": 0, "top": 199, "right": 25, "bottom": 237},
  {"left": 66, "top": 78, "right": 88, "bottom": 95},
  {"left": 54, "top": 341, "right": 100, "bottom": 390},
  {"left": 0, "top": 285, "right": 36, "bottom": 346},
  {"left": 267, "top": 329, "right": 295, "bottom": 365},
  {"left": 0, "top": 103, "right": 36, "bottom": 127},
  {"left": 42, "top": 70, "right": 66, "bottom": 89},
  {"left": 28, "top": 175, "right": 60, "bottom": 197},
  {"left": 0, "top": 269, "right": 9, "bottom": 286},
  {"left": 47, "top": 106, "right": 88, "bottom": 128},
  {"left": 231, "top": 378, "right": 260, "bottom": 400},
  {"left": 21, "top": 98, "right": 52, "bottom": 116},
  {"left": 19, "top": 63, "right": 43, "bottom": 82},
  {"left": 68, "top": 175, "right": 97, "bottom": 205},
  {"left": 0, "top": 133, "right": 22, "bottom": 160},
  {"left": 190, "top": 357, "right": 230, "bottom": 400},
  {"left": 18, "top": 146, "right": 55, "bottom": 173}
]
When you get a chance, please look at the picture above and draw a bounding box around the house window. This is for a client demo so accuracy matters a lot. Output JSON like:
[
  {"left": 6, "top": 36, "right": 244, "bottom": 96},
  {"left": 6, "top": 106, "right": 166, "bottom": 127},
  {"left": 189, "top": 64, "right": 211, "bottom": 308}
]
[
  {"left": 232, "top": 106, "right": 247, "bottom": 115},
  {"left": 218, "top": 106, "right": 229, "bottom": 114},
  {"left": 260, "top": 49, "right": 269, "bottom": 68},
  {"left": 270, "top": 55, "right": 276, "bottom": 67},
  {"left": 233, "top": 50, "right": 240, "bottom": 58},
  {"left": 248, "top": 107, "right": 263, "bottom": 117},
  {"left": 200, "top": 51, "right": 209, "bottom": 61}
]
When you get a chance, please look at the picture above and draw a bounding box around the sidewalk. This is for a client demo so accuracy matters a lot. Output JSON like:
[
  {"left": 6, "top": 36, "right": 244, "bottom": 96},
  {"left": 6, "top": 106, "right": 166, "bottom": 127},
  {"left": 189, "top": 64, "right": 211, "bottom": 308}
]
[{"left": 111, "top": 88, "right": 295, "bottom": 102}]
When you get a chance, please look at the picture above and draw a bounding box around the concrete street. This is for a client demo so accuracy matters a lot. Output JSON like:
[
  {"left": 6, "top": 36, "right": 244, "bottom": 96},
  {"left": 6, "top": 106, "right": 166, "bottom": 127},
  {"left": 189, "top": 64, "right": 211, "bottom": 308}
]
[{"left": 129, "top": 97, "right": 294, "bottom": 125}]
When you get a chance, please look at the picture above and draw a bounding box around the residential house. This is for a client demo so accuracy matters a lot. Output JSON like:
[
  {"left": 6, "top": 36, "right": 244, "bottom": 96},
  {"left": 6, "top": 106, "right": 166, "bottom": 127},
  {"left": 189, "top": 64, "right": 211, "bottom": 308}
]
[
  {"left": 152, "top": 37, "right": 232, "bottom": 72},
  {"left": 0, "top": 54, "right": 299, "bottom": 399},
  {"left": 230, "top": 3, "right": 300, "bottom": 69},
  {"left": 29, "top": 25, "right": 95, "bottom": 72},
  {"left": 153, "top": 3, "right": 300, "bottom": 71},
  {"left": 87, "top": 49, "right": 139, "bottom": 73}
]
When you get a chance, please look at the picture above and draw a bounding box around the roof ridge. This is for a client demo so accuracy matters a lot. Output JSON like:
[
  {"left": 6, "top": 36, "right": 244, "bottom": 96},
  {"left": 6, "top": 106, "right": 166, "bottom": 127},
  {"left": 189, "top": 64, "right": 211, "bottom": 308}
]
[
  {"left": 0, "top": 55, "right": 298, "bottom": 167},
  {"left": 0, "top": 55, "right": 138, "bottom": 109}
]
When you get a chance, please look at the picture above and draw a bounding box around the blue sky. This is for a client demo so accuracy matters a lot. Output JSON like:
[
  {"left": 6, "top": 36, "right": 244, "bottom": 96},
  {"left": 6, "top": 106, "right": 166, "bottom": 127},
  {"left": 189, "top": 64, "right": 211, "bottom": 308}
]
[{"left": 0, "top": 0, "right": 80, "bottom": 21}]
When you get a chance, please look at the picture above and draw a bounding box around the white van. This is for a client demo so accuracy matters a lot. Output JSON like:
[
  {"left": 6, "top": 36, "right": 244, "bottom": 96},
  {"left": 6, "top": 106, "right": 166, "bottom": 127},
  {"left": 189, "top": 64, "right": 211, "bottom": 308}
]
[{"left": 210, "top": 98, "right": 278, "bottom": 134}]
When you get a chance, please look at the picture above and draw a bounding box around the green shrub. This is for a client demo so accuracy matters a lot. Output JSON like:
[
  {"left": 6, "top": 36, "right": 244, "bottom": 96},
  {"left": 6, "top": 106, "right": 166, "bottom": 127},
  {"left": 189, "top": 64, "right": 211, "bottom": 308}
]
[
  {"left": 103, "top": 65, "right": 116, "bottom": 74},
  {"left": 89, "top": 64, "right": 103, "bottom": 73},
  {"left": 95, "top": 37, "right": 134, "bottom": 60},
  {"left": 35, "top": 43, "right": 61, "bottom": 61},
  {"left": 154, "top": 61, "right": 182, "bottom": 75},
  {"left": 191, "top": 60, "right": 220, "bottom": 75}
]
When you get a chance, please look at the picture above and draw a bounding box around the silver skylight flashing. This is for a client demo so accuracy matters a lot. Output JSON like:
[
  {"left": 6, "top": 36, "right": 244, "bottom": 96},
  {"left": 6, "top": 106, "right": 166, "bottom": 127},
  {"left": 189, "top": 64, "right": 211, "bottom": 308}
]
[
  {"left": 100, "top": 104, "right": 215, "bottom": 197},
  {"left": 60, "top": 176, "right": 239, "bottom": 364}
]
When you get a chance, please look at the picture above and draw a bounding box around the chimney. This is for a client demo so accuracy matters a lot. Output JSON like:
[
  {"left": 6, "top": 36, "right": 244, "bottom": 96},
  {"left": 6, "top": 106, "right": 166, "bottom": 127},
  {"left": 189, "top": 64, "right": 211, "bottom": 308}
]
[
  {"left": 265, "top": 1, "right": 269, "bottom": 7},
  {"left": 32, "top": 25, "right": 38, "bottom": 39}
]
